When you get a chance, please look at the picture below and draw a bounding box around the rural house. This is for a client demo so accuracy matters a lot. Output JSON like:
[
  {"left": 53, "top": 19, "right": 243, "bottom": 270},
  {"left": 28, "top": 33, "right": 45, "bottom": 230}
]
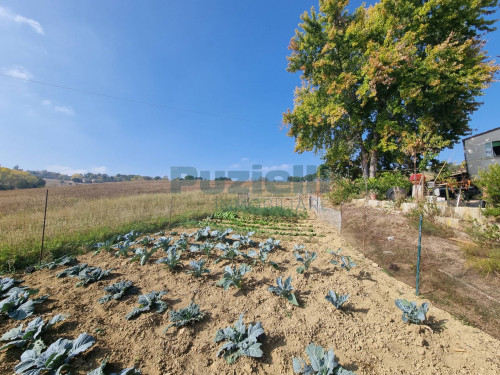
[{"left": 462, "top": 127, "right": 500, "bottom": 176}]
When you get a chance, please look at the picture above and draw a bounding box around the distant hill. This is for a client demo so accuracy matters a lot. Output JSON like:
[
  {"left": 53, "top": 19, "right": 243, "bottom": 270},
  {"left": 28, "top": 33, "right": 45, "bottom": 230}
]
[{"left": 0, "top": 167, "right": 46, "bottom": 190}]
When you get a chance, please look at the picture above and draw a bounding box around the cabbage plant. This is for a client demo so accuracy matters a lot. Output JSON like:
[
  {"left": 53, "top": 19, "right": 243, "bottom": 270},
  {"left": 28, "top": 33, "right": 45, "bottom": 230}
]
[
  {"left": 214, "top": 242, "right": 247, "bottom": 264},
  {"left": 294, "top": 251, "right": 317, "bottom": 274},
  {"left": 214, "top": 314, "right": 264, "bottom": 364},
  {"left": 156, "top": 247, "right": 182, "bottom": 271},
  {"left": 186, "top": 260, "right": 210, "bottom": 277},
  {"left": 117, "top": 230, "right": 141, "bottom": 242},
  {"left": 248, "top": 248, "right": 278, "bottom": 269},
  {"left": 0, "top": 287, "right": 49, "bottom": 320},
  {"left": 129, "top": 247, "right": 157, "bottom": 266},
  {"left": 330, "top": 256, "right": 356, "bottom": 271},
  {"left": 189, "top": 241, "right": 215, "bottom": 256},
  {"left": 0, "top": 276, "right": 22, "bottom": 295},
  {"left": 99, "top": 281, "right": 135, "bottom": 304},
  {"left": 1, "top": 314, "right": 67, "bottom": 351},
  {"left": 125, "top": 290, "right": 168, "bottom": 320},
  {"left": 114, "top": 241, "right": 133, "bottom": 258},
  {"left": 75, "top": 267, "right": 113, "bottom": 287},
  {"left": 210, "top": 228, "right": 233, "bottom": 242},
  {"left": 260, "top": 238, "right": 281, "bottom": 252},
  {"left": 56, "top": 264, "right": 88, "bottom": 278},
  {"left": 325, "top": 291, "right": 350, "bottom": 310},
  {"left": 293, "top": 343, "right": 356, "bottom": 374},
  {"left": 216, "top": 264, "right": 251, "bottom": 290},
  {"left": 164, "top": 302, "right": 205, "bottom": 332},
  {"left": 154, "top": 237, "right": 173, "bottom": 251},
  {"left": 39, "top": 256, "right": 76, "bottom": 270},
  {"left": 192, "top": 226, "right": 211, "bottom": 241},
  {"left": 87, "top": 357, "right": 141, "bottom": 375},
  {"left": 14, "top": 332, "right": 95, "bottom": 375},
  {"left": 395, "top": 299, "right": 429, "bottom": 324},
  {"left": 231, "top": 232, "right": 256, "bottom": 247},
  {"left": 268, "top": 276, "right": 298, "bottom": 306}
]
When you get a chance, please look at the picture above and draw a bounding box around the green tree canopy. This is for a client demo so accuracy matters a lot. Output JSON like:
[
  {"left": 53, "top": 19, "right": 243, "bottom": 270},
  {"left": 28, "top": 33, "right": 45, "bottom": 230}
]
[{"left": 284, "top": 0, "right": 499, "bottom": 178}]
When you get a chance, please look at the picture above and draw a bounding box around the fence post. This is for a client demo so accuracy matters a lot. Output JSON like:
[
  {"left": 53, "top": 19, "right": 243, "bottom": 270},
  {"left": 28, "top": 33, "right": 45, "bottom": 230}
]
[
  {"left": 40, "top": 189, "right": 49, "bottom": 266},
  {"left": 416, "top": 214, "right": 423, "bottom": 295}
]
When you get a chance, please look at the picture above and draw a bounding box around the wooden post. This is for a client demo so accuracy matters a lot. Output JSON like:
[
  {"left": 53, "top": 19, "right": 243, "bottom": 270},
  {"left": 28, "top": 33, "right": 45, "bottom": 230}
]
[{"left": 40, "top": 189, "right": 49, "bottom": 266}]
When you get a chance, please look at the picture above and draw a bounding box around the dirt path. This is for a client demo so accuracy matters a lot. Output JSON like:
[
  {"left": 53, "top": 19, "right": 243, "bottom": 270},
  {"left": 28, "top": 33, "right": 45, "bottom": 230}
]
[{"left": 1, "top": 216, "right": 499, "bottom": 374}]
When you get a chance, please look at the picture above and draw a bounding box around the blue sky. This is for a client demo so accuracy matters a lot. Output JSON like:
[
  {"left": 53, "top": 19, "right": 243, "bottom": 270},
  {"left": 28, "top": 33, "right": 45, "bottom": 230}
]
[{"left": 0, "top": 1, "right": 499, "bottom": 178}]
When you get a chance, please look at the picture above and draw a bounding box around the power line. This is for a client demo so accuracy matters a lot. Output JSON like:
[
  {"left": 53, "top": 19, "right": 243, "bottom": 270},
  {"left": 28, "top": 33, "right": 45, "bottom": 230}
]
[{"left": 0, "top": 72, "right": 249, "bottom": 122}]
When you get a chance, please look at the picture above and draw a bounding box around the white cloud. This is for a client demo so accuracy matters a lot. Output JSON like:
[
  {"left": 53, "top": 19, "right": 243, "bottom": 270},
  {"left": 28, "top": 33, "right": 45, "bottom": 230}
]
[
  {"left": 4, "top": 65, "right": 33, "bottom": 80},
  {"left": 54, "top": 105, "right": 75, "bottom": 116},
  {"left": 41, "top": 99, "right": 75, "bottom": 116},
  {"left": 0, "top": 6, "right": 44, "bottom": 35},
  {"left": 241, "top": 157, "right": 250, "bottom": 161},
  {"left": 46, "top": 165, "right": 108, "bottom": 176}
]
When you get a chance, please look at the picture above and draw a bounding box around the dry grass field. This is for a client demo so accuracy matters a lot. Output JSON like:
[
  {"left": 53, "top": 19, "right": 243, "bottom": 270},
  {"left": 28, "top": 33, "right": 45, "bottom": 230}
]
[{"left": 0, "top": 180, "right": 322, "bottom": 271}]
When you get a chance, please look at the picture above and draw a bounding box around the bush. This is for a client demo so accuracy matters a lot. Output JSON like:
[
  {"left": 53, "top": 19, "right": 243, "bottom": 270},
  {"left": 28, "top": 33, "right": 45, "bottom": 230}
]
[
  {"left": 328, "top": 178, "right": 361, "bottom": 205},
  {"left": 476, "top": 164, "right": 500, "bottom": 218},
  {"left": 364, "top": 172, "right": 412, "bottom": 198}
]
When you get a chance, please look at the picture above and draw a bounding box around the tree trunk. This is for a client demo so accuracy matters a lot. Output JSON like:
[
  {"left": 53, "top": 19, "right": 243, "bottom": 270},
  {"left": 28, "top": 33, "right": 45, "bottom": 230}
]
[
  {"left": 361, "top": 151, "right": 369, "bottom": 179},
  {"left": 369, "top": 148, "right": 377, "bottom": 178}
]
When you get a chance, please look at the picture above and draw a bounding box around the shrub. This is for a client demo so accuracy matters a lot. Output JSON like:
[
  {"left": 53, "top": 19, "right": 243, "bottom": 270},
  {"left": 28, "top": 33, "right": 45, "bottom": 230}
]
[
  {"left": 328, "top": 178, "right": 361, "bottom": 205},
  {"left": 476, "top": 164, "right": 500, "bottom": 218}
]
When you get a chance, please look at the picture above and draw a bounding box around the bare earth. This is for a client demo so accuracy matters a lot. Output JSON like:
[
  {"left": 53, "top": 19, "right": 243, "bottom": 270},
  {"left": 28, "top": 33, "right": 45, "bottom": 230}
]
[{"left": 1, "top": 216, "right": 499, "bottom": 374}]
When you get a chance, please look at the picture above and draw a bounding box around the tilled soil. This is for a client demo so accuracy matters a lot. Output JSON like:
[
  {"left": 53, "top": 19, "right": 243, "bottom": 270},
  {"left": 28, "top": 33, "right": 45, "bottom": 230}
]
[{"left": 1, "top": 217, "right": 499, "bottom": 374}]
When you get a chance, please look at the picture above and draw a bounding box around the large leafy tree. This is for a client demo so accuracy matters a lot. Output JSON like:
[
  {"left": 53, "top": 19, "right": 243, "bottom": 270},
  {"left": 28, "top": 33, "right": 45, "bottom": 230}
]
[{"left": 284, "top": 0, "right": 499, "bottom": 178}]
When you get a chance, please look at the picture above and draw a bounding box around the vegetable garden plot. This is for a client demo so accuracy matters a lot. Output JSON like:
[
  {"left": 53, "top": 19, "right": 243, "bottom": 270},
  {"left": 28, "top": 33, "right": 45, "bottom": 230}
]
[{"left": 0, "top": 216, "right": 499, "bottom": 374}]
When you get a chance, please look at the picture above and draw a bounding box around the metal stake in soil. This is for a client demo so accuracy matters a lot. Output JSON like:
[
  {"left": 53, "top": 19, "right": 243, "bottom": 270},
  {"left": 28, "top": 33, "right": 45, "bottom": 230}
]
[
  {"left": 416, "top": 214, "right": 423, "bottom": 295},
  {"left": 40, "top": 189, "right": 49, "bottom": 266}
]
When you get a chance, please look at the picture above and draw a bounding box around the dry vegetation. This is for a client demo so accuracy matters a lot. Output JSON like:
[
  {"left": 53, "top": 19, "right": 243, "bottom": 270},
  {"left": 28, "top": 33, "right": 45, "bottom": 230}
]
[{"left": 0, "top": 181, "right": 322, "bottom": 271}]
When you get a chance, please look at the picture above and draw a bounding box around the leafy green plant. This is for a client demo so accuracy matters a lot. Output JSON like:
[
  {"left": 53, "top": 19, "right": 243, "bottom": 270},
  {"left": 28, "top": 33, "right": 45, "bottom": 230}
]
[
  {"left": 39, "top": 256, "right": 76, "bottom": 270},
  {"left": 75, "top": 267, "right": 113, "bottom": 287},
  {"left": 294, "top": 250, "right": 317, "bottom": 274},
  {"left": 214, "top": 314, "right": 264, "bottom": 364},
  {"left": 1, "top": 314, "right": 67, "bottom": 351},
  {"left": 117, "top": 230, "right": 141, "bottom": 242},
  {"left": 476, "top": 164, "right": 500, "bottom": 217},
  {"left": 137, "top": 236, "right": 154, "bottom": 247},
  {"left": 231, "top": 232, "right": 256, "bottom": 247},
  {"left": 216, "top": 264, "right": 251, "bottom": 290},
  {"left": 326, "top": 248, "right": 342, "bottom": 256},
  {"left": 129, "top": 247, "right": 157, "bottom": 266},
  {"left": 87, "top": 357, "right": 142, "bottom": 375},
  {"left": 331, "top": 256, "right": 356, "bottom": 271},
  {"left": 125, "top": 291, "right": 168, "bottom": 320},
  {"left": 395, "top": 299, "right": 429, "bottom": 324},
  {"left": 212, "top": 211, "right": 237, "bottom": 220},
  {"left": 154, "top": 236, "right": 173, "bottom": 251},
  {"left": 56, "top": 264, "right": 88, "bottom": 278},
  {"left": 156, "top": 247, "right": 183, "bottom": 271},
  {"left": 0, "top": 276, "right": 22, "bottom": 295},
  {"left": 186, "top": 260, "right": 210, "bottom": 277},
  {"left": 114, "top": 241, "right": 132, "bottom": 258},
  {"left": 248, "top": 248, "right": 278, "bottom": 269},
  {"left": 268, "top": 276, "right": 298, "bottom": 306},
  {"left": 174, "top": 235, "right": 189, "bottom": 251},
  {"left": 189, "top": 241, "right": 215, "bottom": 256},
  {"left": 164, "top": 302, "right": 206, "bottom": 332},
  {"left": 211, "top": 228, "right": 233, "bottom": 242},
  {"left": 0, "top": 287, "right": 49, "bottom": 320},
  {"left": 99, "top": 281, "right": 135, "bottom": 304},
  {"left": 293, "top": 343, "right": 356, "bottom": 374},
  {"left": 325, "top": 291, "right": 350, "bottom": 310},
  {"left": 14, "top": 332, "right": 96, "bottom": 375},
  {"left": 259, "top": 238, "right": 281, "bottom": 252},
  {"left": 192, "top": 226, "right": 212, "bottom": 241},
  {"left": 214, "top": 242, "right": 247, "bottom": 264}
]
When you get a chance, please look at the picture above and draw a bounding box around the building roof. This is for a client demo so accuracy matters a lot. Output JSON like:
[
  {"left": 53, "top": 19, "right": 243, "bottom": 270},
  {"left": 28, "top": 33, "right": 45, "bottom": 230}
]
[{"left": 462, "top": 126, "right": 500, "bottom": 142}]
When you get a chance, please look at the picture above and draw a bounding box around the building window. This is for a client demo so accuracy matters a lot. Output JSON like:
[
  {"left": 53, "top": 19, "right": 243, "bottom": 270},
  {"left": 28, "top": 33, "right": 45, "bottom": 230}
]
[
  {"left": 493, "top": 141, "right": 500, "bottom": 156},
  {"left": 485, "top": 142, "right": 493, "bottom": 157}
]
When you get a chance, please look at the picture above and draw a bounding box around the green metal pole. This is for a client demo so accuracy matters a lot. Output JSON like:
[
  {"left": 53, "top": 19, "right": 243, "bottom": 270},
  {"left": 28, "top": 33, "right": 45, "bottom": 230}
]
[{"left": 416, "top": 214, "right": 423, "bottom": 295}]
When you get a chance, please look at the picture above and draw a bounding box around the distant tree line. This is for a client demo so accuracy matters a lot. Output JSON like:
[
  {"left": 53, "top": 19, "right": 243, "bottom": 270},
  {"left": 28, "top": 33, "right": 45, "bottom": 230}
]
[{"left": 0, "top": 167, "right": 46, "bottom": 190}]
